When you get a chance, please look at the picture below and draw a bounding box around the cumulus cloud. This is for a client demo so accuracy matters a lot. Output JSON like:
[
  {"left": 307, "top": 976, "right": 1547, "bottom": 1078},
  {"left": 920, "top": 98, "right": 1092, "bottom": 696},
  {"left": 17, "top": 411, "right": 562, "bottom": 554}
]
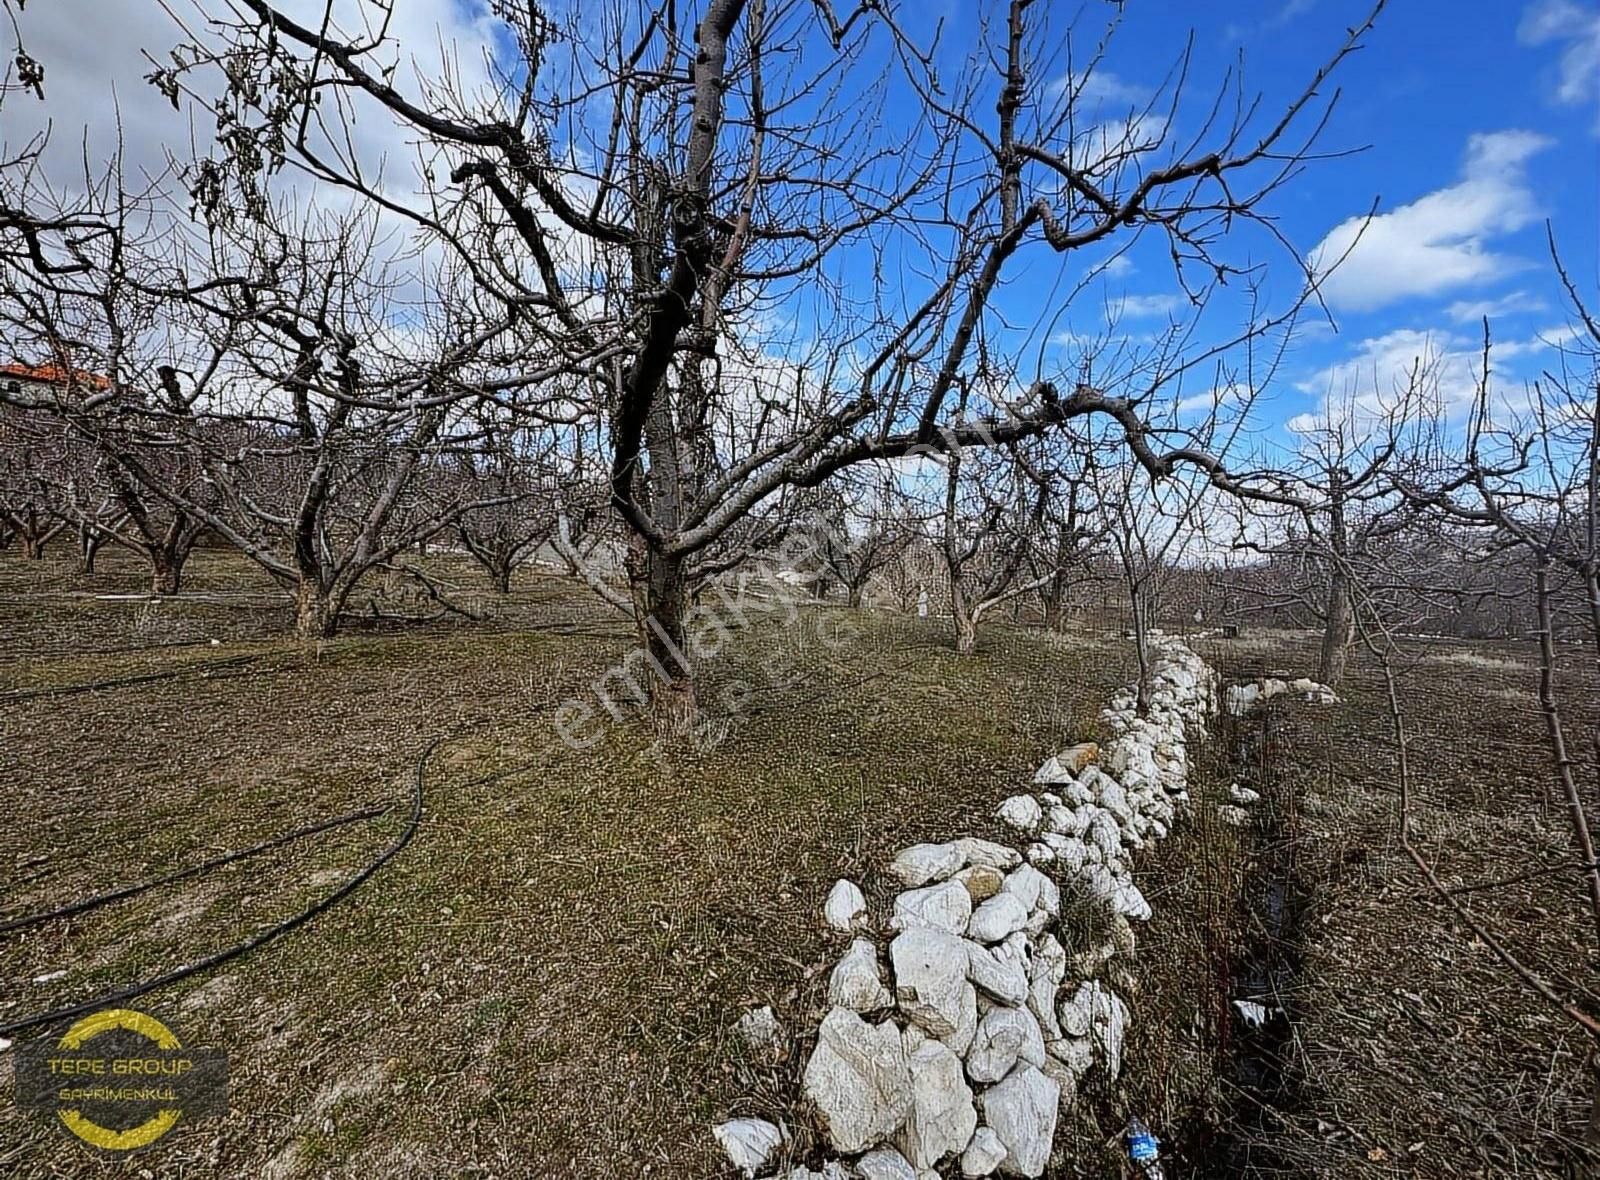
[
  {"left": 1519, "top": 0, "right": 1600, "bottom": 110},
  {"left": 1286, "top": 320, "right": 1578, "bottom": 433},
  {"left": 1115, "top": 293, "right": 1184, "bottom": 319},
  {"left": 4, "top": 1, "right": 504, "bottom": 208},
  {"left": 1309, "top": 130, "right": 1552, "bottom": 313},
  {"left": 1047, "top": 69, "right": 1149, "bottom": 108},
  {"left": 1445, "top": 290, "right": 1549, "bottom": 323}
]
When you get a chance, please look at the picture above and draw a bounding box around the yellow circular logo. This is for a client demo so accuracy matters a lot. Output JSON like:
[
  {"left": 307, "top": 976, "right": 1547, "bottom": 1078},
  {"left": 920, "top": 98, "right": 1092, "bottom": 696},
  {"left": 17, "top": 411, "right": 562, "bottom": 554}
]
[
  {"left": 56, "top": 1009, "right": 185, "bottom": 1151},
  {"left": 14, "top": 1006, "right": 229, "bottom": 1153}
]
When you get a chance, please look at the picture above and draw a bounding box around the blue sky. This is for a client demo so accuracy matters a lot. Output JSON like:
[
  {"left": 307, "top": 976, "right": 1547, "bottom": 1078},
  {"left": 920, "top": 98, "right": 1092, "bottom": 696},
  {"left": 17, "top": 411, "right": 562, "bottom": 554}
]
[
  {"left": 6, "top": 0, "right": 1596, "bottom": 455},
  {"left": 965, "top": 0, "right": 1600, "bottom": 443}
]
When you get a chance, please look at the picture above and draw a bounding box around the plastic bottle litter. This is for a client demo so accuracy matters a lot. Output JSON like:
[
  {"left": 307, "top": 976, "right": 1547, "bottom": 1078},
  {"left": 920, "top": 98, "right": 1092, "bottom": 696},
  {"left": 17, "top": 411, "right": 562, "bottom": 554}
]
[{"left": 1126, "top": 1116, "right": 1166, "bottom": 1179}]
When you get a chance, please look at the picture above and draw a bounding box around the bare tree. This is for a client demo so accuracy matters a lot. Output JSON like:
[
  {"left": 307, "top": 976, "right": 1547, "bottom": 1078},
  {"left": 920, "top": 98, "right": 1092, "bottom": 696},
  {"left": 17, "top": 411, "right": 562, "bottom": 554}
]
[
  {"left": 153, "top": 0, "right": 1385, "bottom": 728},
  {"left": 1230, "top": 369, "right": 1439, "bottom": 685},
  {"left": 938, "top": 436, "right": 1051, "bottom": 653},
  {"left": 807, "top": 475, "right": 918, "bottom": 609},
  {"left": 0, "top": 402, "right": 72, "bottom": 559},
  {"left": 1384, "top": 240, "right": 1600, "bottom": 1148}
]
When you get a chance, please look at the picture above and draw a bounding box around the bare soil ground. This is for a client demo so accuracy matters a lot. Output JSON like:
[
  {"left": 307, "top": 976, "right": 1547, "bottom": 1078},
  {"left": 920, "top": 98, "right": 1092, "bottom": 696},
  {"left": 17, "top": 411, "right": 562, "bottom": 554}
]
[
  {"left": 1151, "top": 629, "right": 1600, "bottom": 1179},
  {"left": 0, "top": 549, "right": 1132, "bottom": 1177},
  {"left": 6, "top": 550, "right": 1593, "bottom": 1178}
]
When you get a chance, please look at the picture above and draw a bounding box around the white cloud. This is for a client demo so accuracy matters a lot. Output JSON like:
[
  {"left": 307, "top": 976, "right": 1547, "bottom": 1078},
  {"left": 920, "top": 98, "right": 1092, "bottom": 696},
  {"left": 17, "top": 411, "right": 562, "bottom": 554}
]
[
  {"left": 1048, "top": 69, "right": 1149, "bottom": 108},
  {"left": 1445, "top": 290, "right": 1549, "bottom": 323},
  {"left": 1520, "top": 0, "right": 1600, "bottom": 109},
  {"left": 1287, "top": 321, "right": 1578, "bottom": 433},
  {"left": 1176, "top": 383, "right": 1253, "bottom": 417},
  {"left": 1115, "top": 293, "right": 1184, "bottom": 319},
  {"left": 1288, "top": 329, "right": 1481, "bottom": 434},
  {"left": 3, "top": 1, "right": 505, "bottom": 222},
  {"left": 1493, "top": 322, "right": 1582, "bottom": 359},
  {"left": 1225, "top": 0, "right": 1317, "bottom": 43},
  {"left": 1309, "top": 130, "right": 1552, "bottom": 312}
]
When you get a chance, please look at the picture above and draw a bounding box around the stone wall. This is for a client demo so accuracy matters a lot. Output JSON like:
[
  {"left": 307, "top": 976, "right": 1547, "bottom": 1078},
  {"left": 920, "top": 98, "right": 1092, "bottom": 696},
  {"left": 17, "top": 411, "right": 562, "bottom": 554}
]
[{"left": 714, "top": 633, "right": 1220, "bottom": 1179}]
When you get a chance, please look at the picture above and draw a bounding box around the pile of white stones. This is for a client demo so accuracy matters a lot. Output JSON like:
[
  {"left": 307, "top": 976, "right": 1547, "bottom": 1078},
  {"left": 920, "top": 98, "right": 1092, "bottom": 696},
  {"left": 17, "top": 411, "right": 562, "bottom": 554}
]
[
  {"left": 713, "top": 632, "right": 1219, "bottom": 1179},
  {"left": 1225, "top": 675, "right": 1337, "bottom": 716}
]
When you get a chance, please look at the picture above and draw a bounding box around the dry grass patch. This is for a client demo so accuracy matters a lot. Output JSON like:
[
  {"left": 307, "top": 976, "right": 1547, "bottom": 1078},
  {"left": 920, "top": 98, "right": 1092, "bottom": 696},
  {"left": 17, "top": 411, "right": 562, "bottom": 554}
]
[{"left": 0, "top": 551, "right": 1127, "bottom": 1177}]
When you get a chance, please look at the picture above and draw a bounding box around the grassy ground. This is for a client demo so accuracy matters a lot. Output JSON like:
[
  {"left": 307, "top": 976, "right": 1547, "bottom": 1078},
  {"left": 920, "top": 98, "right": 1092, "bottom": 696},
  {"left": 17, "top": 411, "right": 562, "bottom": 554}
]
[{"left": 0, "top": 548, "right": 1131, "bottom": 1177}]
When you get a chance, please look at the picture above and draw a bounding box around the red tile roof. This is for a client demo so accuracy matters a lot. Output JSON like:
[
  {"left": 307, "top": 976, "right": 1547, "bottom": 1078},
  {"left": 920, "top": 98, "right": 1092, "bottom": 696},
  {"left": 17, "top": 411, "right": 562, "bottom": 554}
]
[{"left": 0, "top": 362, "right": 112, "bottom": 392}]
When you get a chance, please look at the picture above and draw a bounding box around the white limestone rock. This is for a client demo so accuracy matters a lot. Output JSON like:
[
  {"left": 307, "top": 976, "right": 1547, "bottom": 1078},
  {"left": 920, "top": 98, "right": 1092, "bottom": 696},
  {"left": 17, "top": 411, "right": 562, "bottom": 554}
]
[
  {"left": 965, "top": 939, "right": 1029, "bottom": 1006},
  {"left": 966, "top": 1004, "right": 1047, "bottom": 1084},
  {"left": 977, "top": 1063, "right": 1059, "bottom": 1178},
  {"left": 999, "top": 864, "right": 1058, "bottom": 917},
  {"left": 1026, "top": 935, "right": 1066, "bottom": 1041},
  {"left": 995, "top": 795, "right": 1042, "bottom": 832},
  {"left": 895, "top": 1035, "right": 978, "bottom": 1169},
  {"left": 1112, "top": 880, "right": 1152, "bottom": 921},
  {"left": 954, "top": 865, "right": 1006, "bottom": 902},
  {"left": 1046, "top": 836, "right": 1087, "bottom": 873},
  {"left": 950, "top": 837, "right": 1023, "bottom": 871},
  {"left": 1226, "top": 682, "right": 1261, "bottom": 715},
  {"left": 1230, "top": 783, "right": 1261, "bottom": 805},
  {"left": 1038, "top": 1056, "right": 1080, "bottom": 1111},
  {"left": 891, "top": 928, "right": 972, "bottom": 1039},
  {"left": 1043, "top": 803, "right": 1073, "bottom": 836},
  {"left": 1060, "top": 779, "right": 1095, "bottom": 807},
  {"left": 1086, "top": 983, "right": 1129, "bottom": 1081},
  {"left": 943, "top": 981, "right": 980, "bottom": 1057},
  {"left": 967, "top": 892, "right": 1029, "bottom": 944},
  {"left": 1057, "top": 984, "right": 1093, "bottom": 1037},
  {"left": 735, "top": 1005, "right": 784, "bottom": 1054},
  {"left": 857, "top": 1145, "right": 919, "bottom": 1180},
  {"left": 960, "top": 1126, "right": 1008, "bottom": 1177},
  {"left": 891, "top": 843, "right": 965, "bottom": 887},
  {"left": 1087, "top": 811, "right": 1124, "bottom": 862},
  {"left": 1044, "top": 1034, "right": 1094, "bottom": 1081},
  {"left": 713, "top": 1118, "right": 784, "bottom": 1176},
  {"left": 1080, "top": 865, "right": 1118, "bottom": 904},
  {"left": 803, "top": 1007, "right": 913, "bottom": 1154},
  {"left": 830, "top": 938, "right": 894, "bottom": 1012},
  {"left": 891, "top": 880, "right": 973, "bottom": 935},
  {"left": 825, "top": 879, "right": 867, "bottom": 933}
]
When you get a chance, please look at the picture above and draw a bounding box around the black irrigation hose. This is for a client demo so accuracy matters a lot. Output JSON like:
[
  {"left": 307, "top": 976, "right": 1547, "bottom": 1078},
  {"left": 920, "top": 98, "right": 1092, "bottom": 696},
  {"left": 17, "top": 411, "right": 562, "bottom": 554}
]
[
  {"left": 0, "top": 735, "right": 439, "bottom": 1038},
  {"left": 0, "top": 653, "right": 266, "bottom": 703},
  {"left": 0, "top": 802, "right": 388, "bottom": 936},
  {"left": 20, "top": 638, "right": 228, "bottom": 660}
]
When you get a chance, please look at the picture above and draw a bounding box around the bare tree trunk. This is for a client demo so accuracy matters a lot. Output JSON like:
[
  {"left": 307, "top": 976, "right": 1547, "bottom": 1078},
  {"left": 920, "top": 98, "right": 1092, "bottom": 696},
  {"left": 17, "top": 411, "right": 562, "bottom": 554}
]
[
  {"left": 1535, "top": 564, "right": 1600, "bottom": 947},
  {"left": 1042, "top": 576, "right": 1065, "bottom": 632},
  {"left": 636, "top": 547, "right": 696, "bottom": 731},
  {"left": 294, "top": 579, "right": 339, "bottom": 640},
  {"left": 78, "top": 522, "right": 105, "bottom": 574},
  {"left": 1318, "top": 466, "right": 1355, "bottom": 687},
  {"left": 1318, "top": 571, "right": 1355, "bottom": 686},
  {"left": 847, "top": 582, "right": 864, "bottom": 609},
  {"left": 151, "top": 554, "right": 182, "bottom": 596},
  {"left": 12, "top": 507, "right": 61, "bottom": 560},
  {"left": 953, "top": 606, "right": 977, "bottom": 654}
]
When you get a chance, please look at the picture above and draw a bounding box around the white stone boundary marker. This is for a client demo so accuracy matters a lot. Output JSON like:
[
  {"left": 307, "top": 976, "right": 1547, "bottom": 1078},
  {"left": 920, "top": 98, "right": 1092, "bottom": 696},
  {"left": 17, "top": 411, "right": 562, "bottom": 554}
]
[{"left": 713, "top": 632, "right": 1221, "bottom": 1179}]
